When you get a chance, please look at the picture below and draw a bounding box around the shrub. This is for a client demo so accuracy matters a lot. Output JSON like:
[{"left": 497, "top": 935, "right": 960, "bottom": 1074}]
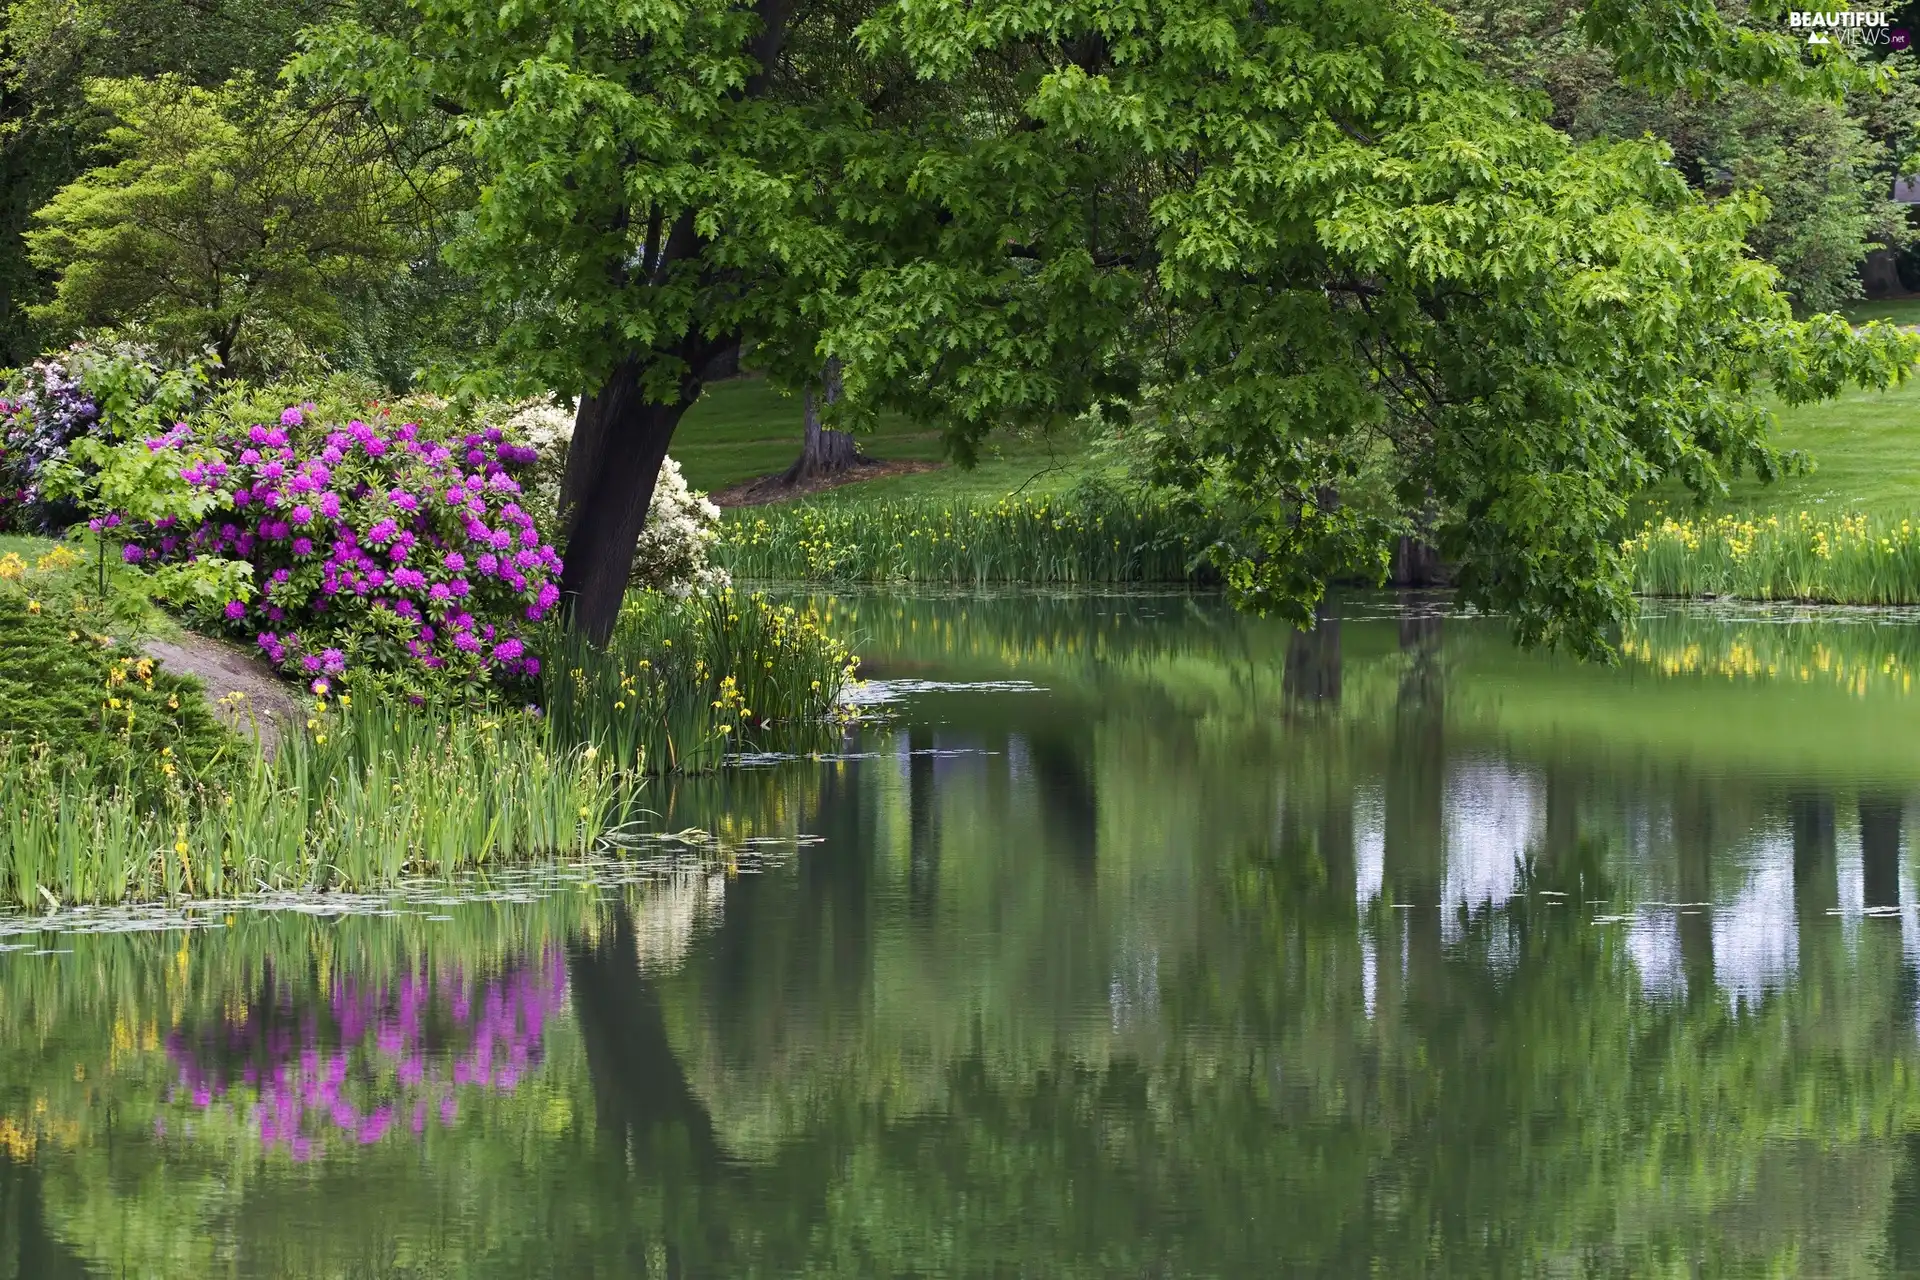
[
  {"left": 503, "top": 398, "right": 727, "bottom": 596},
  {"left": 0, "top": 586, "right": 238, "bottom": 797},
  {"left": 122, "top": 401, "right": 564, "bottom": 700},
  {"left": 0, "top": 352, "right": 101, "bottom": 531}
]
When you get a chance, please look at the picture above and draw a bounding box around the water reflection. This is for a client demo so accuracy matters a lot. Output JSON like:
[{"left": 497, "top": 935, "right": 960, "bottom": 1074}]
[{"left": 5, "top": 592, "right": 1920, "bottom": 1273}]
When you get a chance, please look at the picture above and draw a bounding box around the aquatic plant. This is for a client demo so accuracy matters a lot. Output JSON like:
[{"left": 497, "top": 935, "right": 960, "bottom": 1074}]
[
  {"left": 0, "top": 695, "right": 625, "bottom": 907},
  {"left": 713, "top": 489, "right": 1216, "bottom": 585},
  {"left": 541, "top": 589, "right": 857, "bottom": 773},
  {"left": 1624, "top": 511, "right": 1920, "bottom": 605}
]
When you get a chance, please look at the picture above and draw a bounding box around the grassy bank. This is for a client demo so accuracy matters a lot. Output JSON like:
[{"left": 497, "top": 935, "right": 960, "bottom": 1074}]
[
  {"left": 0, "top": 577, "right": 855, "bottom": 905},
  {"left": 715, "top": 491, "right": 1217, "bottom": 585}
]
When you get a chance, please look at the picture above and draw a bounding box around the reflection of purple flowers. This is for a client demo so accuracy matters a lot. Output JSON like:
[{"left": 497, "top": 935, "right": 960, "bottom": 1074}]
[{"left": 162, "top": 950, "right": 568, "bottom": 1163}]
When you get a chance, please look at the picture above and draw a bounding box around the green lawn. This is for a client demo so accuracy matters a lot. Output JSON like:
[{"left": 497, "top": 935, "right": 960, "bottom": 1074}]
[
  {"left": 670, "top": 377, "right": 1112, "bottom": 499},
  {"left": 1652, "top": 377, "right": 1920, "bottom": 520},
  {"left": 1844, "top": 297, "right": 1920, "bottom": 327}
]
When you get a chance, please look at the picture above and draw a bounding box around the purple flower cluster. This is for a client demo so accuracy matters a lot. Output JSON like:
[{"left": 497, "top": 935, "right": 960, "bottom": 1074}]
[
  {"left": 0, "top": 354, "right": 100, "bottom": 532},
  {"left": 128, "top": 406, "right": 563, "bottom": 691},
  {"left": 159, "top": 950, "right": 567, "bottom": 1162}
]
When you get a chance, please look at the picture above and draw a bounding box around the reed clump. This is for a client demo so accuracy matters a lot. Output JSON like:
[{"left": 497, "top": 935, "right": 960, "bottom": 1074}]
[
  {"left": 1625, "top": 512, "right": 1920, "bottom": 604},
  {"left": 714, "top": 488, "right": 1217, "bottom": 585},
  {"left": 0, "top": 695, "right": 624, "bottom": 908},
  {"left": 542, "top": 589, "right": 857, "bottom": 773}
]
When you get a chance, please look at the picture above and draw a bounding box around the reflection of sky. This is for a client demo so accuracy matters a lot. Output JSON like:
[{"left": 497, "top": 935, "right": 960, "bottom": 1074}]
[
  {"left": 1627, "top": 910, "right": 1687, "bottom": 1002},
  {"left": 1442, "top": 761, "right": 1542, "bottom": 914},
  {"left": 1713, "top": 832, "right": 1800, "bottom": 1013},
  {"left": 1353, "top": 784, "right": 1384, "bottom": 907},
  {"left": 1837, "top": 822, "right": 1865, "bottom": 954}
]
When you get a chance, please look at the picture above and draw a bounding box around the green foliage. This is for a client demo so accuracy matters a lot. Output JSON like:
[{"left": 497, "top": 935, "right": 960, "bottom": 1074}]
[
  {"left": 0, "top": 0, "right": 335, "bottom": 364},
  {"left": 1449, "top": 0, "right": 1915, "bottom": 313},
  {"left": 299, "top": 0, "right": 1920, "bottom": 657},
  {"left": 24, "top": 75, "right": 434, "bottom": 376},
  {"left": 0, "top": 584, "right": 236, "bottom": 795},
  {"left": 716, "top": 488, "right": 1217, "bottom": 584},
  {"left": 542, "top": 590, "right": 856, "bottom": 774}
]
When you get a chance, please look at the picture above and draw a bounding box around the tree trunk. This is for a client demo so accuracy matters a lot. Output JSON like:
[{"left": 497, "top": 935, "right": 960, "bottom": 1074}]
[
  {"left": 558, "top": 358, "right": 694, "bottom": 644},
  {"left": 781, "top": 358, "right": 862, "bottom": 485}
]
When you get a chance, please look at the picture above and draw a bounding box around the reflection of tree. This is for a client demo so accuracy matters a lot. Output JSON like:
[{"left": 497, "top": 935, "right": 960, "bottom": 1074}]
[
  {"left": 0, "top": 1157, "right": 89, "bottom": 1279},
  {"left": 568, "top": 907, "right": 722, "bottom": 1175},
  {"left": 11, "top": 596, "right": 1920, "bottom": 1271},
  {"left": 1862, "top": 797, "right": 1903, "bottom": 910}
]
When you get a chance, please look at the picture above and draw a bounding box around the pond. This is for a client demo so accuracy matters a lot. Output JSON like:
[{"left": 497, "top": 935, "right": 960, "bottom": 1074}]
[{"left": 6, "top": 590, "right": 1920, "bottom": 1274}]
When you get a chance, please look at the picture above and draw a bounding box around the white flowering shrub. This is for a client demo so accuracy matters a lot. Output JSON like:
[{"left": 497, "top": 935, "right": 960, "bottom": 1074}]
[{"left": 499, "top": 399, "right": 728, "bottom": 597}]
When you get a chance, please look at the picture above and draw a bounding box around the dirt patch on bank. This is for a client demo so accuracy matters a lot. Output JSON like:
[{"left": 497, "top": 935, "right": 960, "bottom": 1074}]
[
  {"left": 144, "top": 632, "right": 300, "bottom": 755},
  {"left": 710, "top": 457, "right": 944, "bottom": 507}
]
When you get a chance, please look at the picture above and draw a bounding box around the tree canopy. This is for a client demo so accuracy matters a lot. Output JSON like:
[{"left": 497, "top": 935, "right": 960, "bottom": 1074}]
[{"left": 296, "top": 0, "right": 1920, "bottom": 650}]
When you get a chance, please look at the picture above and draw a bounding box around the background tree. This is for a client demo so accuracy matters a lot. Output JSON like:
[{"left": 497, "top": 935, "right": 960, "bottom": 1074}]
[
  {"left": 0, "top": 0, "right": 335, "bottom": 365},
  {"left": 1446, "top": 0, "right": 1918, "bottom": 311},
  {"left": 780, "top": 358, "right": 866, "bottom": 487},
  {"left": 303, "top": 0, "right": 1918, "bottom": 650},
  {"left": 23, "top": 76, "right": 441, "bottom": 378}
]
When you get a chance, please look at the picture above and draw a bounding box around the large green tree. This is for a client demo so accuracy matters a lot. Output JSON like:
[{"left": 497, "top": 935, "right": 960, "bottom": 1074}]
[
  {"left": 1448, "top": 0, "right": 1918, "bottom": 313},
  {"left": 301, "top": 0, "right": 1919, "bottom": 648}
]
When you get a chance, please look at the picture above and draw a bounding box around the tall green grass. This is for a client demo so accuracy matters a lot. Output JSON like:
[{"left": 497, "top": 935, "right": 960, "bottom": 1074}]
[
  {"left": 542, "top": 590, "right": 855, "bottom": 773},
  {"left": 1625, "top": 512, "right": 1920, "bottom": 604},
  {"left": 715, "top": 489, "right": 1217, "bottom": 584},
  {"left": 0, "top": 700, "right": 627, "bottom": 907}
]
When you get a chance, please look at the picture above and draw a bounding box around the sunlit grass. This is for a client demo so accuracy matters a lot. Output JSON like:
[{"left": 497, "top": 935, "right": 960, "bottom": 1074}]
[
  {"left": 715, "top": 491, "right": 1217, "bottom": 585},
  {"left": 1624, "top": 511, "right": 1920, "bottom": 604}
]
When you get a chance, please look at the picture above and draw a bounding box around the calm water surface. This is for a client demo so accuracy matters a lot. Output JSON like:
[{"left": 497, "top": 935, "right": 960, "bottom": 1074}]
[{"left": 7, "top": 591, "right": 1920, "bottom": 1275}]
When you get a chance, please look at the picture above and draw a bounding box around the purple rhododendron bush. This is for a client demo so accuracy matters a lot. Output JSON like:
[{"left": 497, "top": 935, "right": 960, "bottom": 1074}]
[{"left": 122, "top": 396, "right": 562, "bottom": 699}]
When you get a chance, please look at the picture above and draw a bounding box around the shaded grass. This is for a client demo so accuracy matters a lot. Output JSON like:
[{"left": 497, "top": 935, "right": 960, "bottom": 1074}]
[
  {"left": 673, "top": 377, "right": 1111, "bottom": 498},
  {"left": 1844, "top": 298, "right": 1920, "bottom": 327}
]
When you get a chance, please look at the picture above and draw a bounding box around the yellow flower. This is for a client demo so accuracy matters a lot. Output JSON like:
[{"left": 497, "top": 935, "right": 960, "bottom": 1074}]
[
  {"left": 25, "top": 599, "right": 39, "bottom": 615},
  {"left": 0, "top": 553, "right": 23, "bottom": 581}
]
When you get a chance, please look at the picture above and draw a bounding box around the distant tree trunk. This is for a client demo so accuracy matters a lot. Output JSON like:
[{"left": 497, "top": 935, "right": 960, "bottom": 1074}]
[
  {"left": 781, "top": 358, "right": 862, "bottom": 485},
  {"left": 1863, "top": 245, "right": 1906, "bottom": 299}
]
